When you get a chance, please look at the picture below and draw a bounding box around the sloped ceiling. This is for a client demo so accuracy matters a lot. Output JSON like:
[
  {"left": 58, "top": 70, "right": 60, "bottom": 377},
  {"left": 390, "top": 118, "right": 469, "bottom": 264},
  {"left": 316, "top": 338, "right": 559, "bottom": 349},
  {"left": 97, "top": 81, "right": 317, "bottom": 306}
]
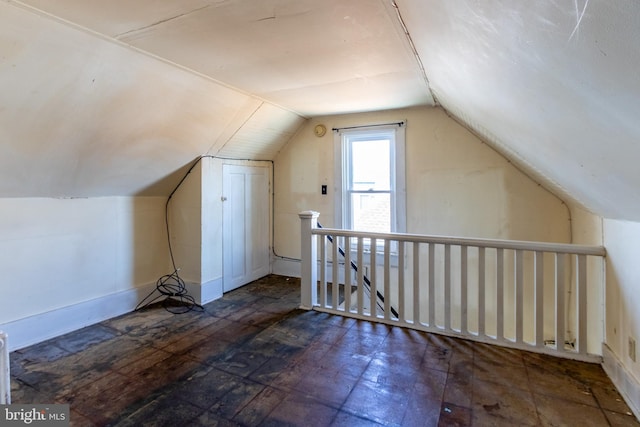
[
  {"left": 0, "top": 0, "right": 432, "bottom": 197},
  {"left": 2, "top": 0, "right": 640, "bottom": 223},
  {"left": 17, "top": 0, "right": 433, "bottom": 116},
  {"left": 397, "top": 0, "right": 640, "bottom": 221}
]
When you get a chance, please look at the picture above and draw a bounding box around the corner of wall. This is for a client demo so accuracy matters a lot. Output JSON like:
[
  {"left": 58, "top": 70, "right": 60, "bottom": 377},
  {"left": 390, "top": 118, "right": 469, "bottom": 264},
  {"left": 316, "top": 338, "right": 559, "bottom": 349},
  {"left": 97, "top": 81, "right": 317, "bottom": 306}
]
[
  {"left": 603, "top": 343, "right": 640, "bottom": 419},
  {"left": 185, "top": 278, "right": 223, "bottom": 306},
  {"left": 272, "top": 256, "right": 301, "bottom": 278},
  {"left": 569, "top": 204, "right": 604, "bottom": 245},
  {"left": 168, "top": 159, "right": 204, "bottom": 283}
]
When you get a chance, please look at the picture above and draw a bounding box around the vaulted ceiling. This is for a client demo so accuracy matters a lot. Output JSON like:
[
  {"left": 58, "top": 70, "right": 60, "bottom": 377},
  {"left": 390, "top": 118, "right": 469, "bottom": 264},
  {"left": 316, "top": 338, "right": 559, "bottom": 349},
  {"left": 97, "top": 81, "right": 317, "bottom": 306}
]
[{"left": 1, "top": 0, "right": 639, "bottom": 221}]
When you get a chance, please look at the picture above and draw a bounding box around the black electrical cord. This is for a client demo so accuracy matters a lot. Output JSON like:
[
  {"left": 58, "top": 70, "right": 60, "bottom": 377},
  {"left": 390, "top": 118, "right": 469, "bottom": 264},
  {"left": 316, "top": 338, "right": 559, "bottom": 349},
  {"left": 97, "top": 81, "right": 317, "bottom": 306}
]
[
  {"left": 135, "top": 269, "right": 201, "bottom": 314},
  {"left": 136, "top": 156, "right": 209, "bottom": 313},
  {"left": 137, "top": 155, "right": 281, "bottom": 314},
  {"left": 268, "top": 161, "right": 302, "bottom": 263}
]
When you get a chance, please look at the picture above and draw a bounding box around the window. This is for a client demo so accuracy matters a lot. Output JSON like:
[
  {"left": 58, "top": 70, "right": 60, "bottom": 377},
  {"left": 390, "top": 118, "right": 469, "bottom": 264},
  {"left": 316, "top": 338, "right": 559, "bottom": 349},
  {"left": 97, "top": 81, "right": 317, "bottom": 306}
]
[{"left": 334, "top": 123, "right": 406, "bottom": 237}]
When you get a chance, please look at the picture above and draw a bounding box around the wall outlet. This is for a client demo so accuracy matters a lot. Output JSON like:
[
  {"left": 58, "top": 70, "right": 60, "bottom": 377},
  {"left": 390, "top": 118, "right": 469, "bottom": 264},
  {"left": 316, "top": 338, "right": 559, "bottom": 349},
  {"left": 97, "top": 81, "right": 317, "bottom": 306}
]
[{"left": 629, "top": 337, "right": 636, "bottom": 362}]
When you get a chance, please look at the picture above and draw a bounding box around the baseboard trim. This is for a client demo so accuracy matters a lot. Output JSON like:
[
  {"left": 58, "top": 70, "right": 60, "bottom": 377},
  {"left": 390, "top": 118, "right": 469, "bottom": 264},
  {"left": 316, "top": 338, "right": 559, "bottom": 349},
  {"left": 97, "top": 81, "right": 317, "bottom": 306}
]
[
  {"left": 0, "top": 282, "right": 157, "bottom": 352},
  {"left": 272, "top": 257, "right": 301, "bottom": 278},
  {"left": 602, "top": 343, "right": 640, "bottom": 420},
  {"left": 271, "top": 258, "right": 354, "bottom": 285},
  {"left": 185, "top": 278, "right": 223, "bottom": 306}
]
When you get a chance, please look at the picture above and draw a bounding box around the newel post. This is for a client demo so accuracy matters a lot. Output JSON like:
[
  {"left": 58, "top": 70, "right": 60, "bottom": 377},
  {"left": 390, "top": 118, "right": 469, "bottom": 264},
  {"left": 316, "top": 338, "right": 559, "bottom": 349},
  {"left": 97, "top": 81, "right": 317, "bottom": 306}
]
[{"left": 299, "top": 211, "right": 319, "bottom": 310}]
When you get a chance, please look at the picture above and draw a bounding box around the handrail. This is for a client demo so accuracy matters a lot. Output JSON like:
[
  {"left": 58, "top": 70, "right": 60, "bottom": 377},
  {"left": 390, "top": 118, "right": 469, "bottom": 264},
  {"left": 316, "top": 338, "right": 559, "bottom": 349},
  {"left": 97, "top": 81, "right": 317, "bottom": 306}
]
[
  {"left": 313, "top": 228, "right": 606, "bottom": 256},
  {"left": 300, "top": 211, "right": 607, "bottom": 362}
]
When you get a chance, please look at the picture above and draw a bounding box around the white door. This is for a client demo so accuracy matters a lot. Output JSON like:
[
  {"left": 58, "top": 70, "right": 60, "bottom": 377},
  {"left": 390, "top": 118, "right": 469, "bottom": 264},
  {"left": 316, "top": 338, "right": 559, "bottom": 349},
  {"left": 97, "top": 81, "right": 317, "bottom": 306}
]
[{"left": 222, "top": 164, "right": 270, "bottom": 292}]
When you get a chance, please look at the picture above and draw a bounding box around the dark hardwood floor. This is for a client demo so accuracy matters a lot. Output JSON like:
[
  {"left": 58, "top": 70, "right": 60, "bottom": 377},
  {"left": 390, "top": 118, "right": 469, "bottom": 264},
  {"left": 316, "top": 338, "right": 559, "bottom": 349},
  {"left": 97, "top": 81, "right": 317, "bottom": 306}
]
[{"left": 9, "top": 275, "right": 638, "bottom": 426}]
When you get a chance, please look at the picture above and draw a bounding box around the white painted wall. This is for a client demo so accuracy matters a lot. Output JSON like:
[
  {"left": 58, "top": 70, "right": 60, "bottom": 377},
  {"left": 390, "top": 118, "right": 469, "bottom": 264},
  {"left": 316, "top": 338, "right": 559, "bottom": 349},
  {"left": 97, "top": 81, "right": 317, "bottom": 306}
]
[
  {"left": 274, "top": 106, "right": 570, "bottom": 260},
  {"left": 169, "top": 161, "right": 203, "bottom": 285},
  {"left": 201, "top": 158, "right": 224, "bottom": 295},
  {"left": 168, "top": 157, "right": 272, "bottom": 305},
  {"left": 275, "top": 105, "right": 595, "bottom": 352},
  {"left": 603, "top": 219, "right": 640, "bottom": 361},
  {"left": 567, "top": 207, "right": 640, "bottom": 401},
  {"left": 0, "top": 197, "right": 170, "bottom": 350},
  {"left": 168, "top": 158, "right": 223, "bottom": 304},
  {"left": 602, "top": 221, "right": 640, "bottom": 363},
  {"left": 596, "top": 218, "right": 640, "bottom": 416}
]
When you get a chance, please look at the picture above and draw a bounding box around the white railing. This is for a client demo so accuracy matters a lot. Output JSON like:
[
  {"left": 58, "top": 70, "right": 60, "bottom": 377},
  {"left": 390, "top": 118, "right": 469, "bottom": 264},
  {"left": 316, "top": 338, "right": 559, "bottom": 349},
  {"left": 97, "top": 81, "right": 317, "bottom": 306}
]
[
  {"left": 299, "top": 211, "right": 607, "bottom": 362},
  {"left": 0, "top": 331, "right": 9, "bottom": 404}
]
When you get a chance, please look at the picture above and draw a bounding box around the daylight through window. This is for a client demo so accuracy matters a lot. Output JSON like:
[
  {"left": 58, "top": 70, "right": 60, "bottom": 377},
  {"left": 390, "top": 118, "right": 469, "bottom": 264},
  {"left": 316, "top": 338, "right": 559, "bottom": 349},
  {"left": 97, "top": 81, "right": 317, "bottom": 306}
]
[{"left": 334, "top": 123, "right": 406, "bottom": 238}]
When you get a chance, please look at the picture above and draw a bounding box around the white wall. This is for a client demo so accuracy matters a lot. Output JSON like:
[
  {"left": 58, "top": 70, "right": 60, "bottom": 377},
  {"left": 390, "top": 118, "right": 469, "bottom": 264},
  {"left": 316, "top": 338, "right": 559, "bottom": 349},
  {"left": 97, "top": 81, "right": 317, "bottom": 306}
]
[
  {"left": 600, "top": 218, "right": 640, "bottom": 416},
  {"left": 274, "top": 106, "right": 570, "bottom": 261},
  {"left": 169, "top": 161, "right": 203, "bottom": 284},
  {"left": 201, "top": 158, "right": 224, "bottom": 295},
  {"left": 569, "top": 207, "right": 640, "bottom": 391},
  {"left": 603, "top": 219, "right": 640, "bottom": 362},
  {"left": 0, "top": 197, "right": 170, "bottom": 350},
  {"left": 168, "top": 156, "right": 272, "bottom": 305},
  {"left": 275, "top": 105, "right": 602, "bottom": 353},
  {"left": 168, "top": 157, "right": 224, "bottom": 304}
]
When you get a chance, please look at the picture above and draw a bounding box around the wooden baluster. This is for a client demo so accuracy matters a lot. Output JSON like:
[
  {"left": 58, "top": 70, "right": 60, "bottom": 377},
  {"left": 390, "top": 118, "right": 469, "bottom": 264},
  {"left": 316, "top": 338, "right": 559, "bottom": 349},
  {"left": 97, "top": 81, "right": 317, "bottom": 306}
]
[
  {"left": 535, "top": 251, "right": 544, "bottom": 348},
  {"left": 320, "top": 235, "right": 327, "bottom": 308},
  {"left": 444, "top": 244, "right": 451, "bottom": 331},
  {"left": 461, "top": 245, "right": 468, "bottom": 334},
  {"left": 497, "top": 248, "right": 504, "bottom": 340},
  {"left": 357, "top": 237, "right": 364, "bottom": 315},
  {"left": 428, "top": 243, "right": 435, "bottom": 328},
  {"left": 384, "top": 240, "right": 391, "bottom": 320},
  {"left": 370, "top": 238, "right": 377, "bottom": 317},
  {"left": 413, "top": 242, "right": 420, "bottom": 325},
  {"left": 577, "top": 254, "right": 587, "bottom": 355},
  {"left": 398, "top": 241, "right": 405, "bottom": 323},
  {"left": 344, "top": 237, "right": 352, "bottom": 313},
  {"left": 478, "top": 247, "right": 486, "bottom": 337},
  {"left": 515, "top": 249, "right": 524, "bottom": 344},
  {"left": 556, "top": 253, "right": 566, "bottom": 352},
  {"left": 332, "top": 236, "right": 339, "bottom": 310}
]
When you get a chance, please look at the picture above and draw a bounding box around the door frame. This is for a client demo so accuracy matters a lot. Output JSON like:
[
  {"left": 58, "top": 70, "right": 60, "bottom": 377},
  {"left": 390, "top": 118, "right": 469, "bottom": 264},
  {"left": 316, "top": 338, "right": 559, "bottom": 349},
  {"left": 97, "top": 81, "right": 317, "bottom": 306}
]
[{"left": 221, "top": 162, "right": 271, "bottom": 292}]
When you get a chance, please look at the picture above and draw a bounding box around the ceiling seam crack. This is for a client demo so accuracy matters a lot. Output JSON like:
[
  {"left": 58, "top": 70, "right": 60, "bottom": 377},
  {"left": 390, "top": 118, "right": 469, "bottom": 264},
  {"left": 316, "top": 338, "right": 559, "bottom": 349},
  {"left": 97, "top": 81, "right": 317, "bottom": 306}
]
[
  {"left": 390, "top": 0, "right": 439, "bottom": 106},
  {"left": 5, "top": 0, "right": 303, "bottom": 116},
  {"left": 114, "top": 5, "right": 212, "bottom": 39}
]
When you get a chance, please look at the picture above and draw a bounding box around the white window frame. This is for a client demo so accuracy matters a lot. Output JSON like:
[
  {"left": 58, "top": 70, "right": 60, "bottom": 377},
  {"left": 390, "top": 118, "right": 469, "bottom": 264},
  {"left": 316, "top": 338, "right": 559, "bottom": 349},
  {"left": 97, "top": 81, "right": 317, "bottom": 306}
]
[{"left": 334, "top": 123, "right": 406, "bottom": 239}]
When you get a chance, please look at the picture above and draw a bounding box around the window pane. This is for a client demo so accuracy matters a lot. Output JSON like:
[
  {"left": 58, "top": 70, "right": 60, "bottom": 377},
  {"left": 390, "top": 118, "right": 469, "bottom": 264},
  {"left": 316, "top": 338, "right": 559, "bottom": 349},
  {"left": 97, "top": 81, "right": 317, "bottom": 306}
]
[
  {"left": 351, "top": 139, "right": 390, "bottom": 191},
  {"left": 350, "top": 192, "right": 390, "bottom": 233}
]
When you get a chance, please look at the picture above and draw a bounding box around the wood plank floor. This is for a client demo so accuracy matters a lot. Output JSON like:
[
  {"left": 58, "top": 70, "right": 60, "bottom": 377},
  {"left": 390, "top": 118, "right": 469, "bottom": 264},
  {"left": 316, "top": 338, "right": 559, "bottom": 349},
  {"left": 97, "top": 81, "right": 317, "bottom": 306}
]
[{"left": 9, "top": 275, "right": 639, "bottom": 426}]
